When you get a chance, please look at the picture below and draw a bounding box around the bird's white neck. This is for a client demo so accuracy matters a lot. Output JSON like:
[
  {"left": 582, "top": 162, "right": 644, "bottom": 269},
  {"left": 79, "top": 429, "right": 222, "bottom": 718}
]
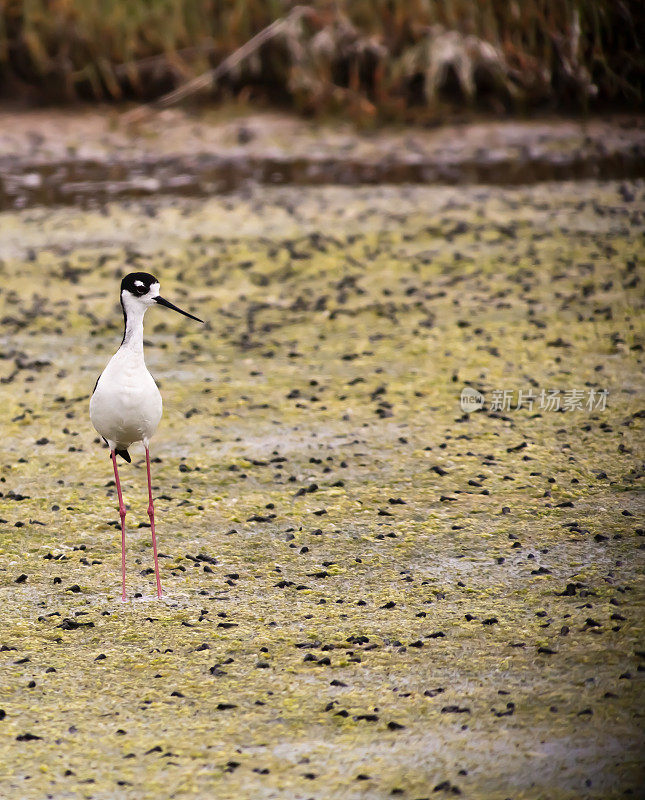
[{"left": 120, "top": 300, "right": 147, "bottom": 356}]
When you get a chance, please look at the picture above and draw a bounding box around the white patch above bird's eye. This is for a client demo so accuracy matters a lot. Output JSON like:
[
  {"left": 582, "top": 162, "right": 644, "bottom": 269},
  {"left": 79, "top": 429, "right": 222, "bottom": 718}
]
[{"left": 134, "top": 281, "right": 145, "bottom": 288}]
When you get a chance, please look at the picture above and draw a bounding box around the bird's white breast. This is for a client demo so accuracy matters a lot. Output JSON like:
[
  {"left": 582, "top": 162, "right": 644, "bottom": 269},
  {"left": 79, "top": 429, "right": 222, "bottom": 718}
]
[{"left": 90, "top": 348, "right": 162, "bottom": 449}]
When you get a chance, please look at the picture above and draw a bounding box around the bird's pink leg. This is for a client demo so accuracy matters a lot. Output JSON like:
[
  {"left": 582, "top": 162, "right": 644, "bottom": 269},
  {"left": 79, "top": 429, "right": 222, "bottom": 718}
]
[
  {"left": 145, "top": 447, "right": 163, "bottom": 599},
  {"left": 111, "top": 451, "right": 127, "bottom": 602}
]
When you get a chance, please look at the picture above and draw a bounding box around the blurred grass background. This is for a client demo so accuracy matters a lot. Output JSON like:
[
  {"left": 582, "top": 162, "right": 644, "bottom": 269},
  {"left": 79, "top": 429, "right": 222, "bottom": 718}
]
[{"left": 0, "top": 0, "right": 642, "bottom": 119}]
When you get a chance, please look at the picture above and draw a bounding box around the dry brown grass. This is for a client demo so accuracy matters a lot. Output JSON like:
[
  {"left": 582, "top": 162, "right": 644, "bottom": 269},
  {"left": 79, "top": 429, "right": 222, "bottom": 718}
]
[{"left": 0, "top": 0, "right": 642, "bottom": 117}]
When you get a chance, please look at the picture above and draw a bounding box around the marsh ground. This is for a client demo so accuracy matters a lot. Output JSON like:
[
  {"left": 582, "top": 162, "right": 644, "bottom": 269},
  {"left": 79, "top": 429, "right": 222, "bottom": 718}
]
[{"left": 0, "top": 179, "right": 643, "bottom": 799}]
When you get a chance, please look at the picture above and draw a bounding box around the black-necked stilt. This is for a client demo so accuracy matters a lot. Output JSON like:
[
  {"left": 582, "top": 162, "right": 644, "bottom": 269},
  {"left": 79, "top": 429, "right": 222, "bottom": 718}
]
[{"left": 90, "top": 272, "right": 203, "bottom": 600}]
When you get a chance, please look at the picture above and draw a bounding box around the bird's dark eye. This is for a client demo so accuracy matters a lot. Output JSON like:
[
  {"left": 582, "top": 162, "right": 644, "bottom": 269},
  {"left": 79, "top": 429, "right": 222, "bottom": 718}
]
[{"left": 133, "top": 283, "right": 148, "bottom": 296}]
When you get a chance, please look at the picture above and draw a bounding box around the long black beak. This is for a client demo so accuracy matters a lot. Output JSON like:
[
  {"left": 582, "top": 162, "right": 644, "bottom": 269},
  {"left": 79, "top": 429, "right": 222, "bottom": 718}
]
[{"left": 154, "top": 295, "right": 203, "bottom": 323}]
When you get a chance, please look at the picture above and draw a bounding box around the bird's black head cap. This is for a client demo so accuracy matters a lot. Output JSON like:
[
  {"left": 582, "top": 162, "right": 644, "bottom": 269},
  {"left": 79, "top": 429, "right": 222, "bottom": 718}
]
[{"left": 121, "top": 272, "right": 159, "bottom": 297}]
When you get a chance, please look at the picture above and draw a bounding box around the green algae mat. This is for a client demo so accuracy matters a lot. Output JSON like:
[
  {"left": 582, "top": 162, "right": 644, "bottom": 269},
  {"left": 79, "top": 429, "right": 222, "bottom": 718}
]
[{"left": 0, "top": 181, "right": 643, "bottom": 799}]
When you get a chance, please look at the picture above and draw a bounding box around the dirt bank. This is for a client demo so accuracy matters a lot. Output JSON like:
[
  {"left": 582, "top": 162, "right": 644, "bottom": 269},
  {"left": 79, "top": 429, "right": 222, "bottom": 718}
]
[{"left": 0, "top": 109, "right": 643, "bottom": 210}]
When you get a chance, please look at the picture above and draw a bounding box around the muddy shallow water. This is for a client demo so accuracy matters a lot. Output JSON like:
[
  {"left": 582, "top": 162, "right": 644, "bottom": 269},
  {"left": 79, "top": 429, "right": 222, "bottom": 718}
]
[
  {"left": 0, "top": 180, "right": 643, "bottom": 799},
  {"left": 1, "top": 110, "right": 643, "bottom": 210}
]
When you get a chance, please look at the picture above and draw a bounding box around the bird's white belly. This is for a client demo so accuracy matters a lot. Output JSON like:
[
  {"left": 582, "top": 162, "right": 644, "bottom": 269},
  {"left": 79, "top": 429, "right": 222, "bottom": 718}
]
[{"left": 90, "top": 359, "right": 162, "bottom": 449}]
